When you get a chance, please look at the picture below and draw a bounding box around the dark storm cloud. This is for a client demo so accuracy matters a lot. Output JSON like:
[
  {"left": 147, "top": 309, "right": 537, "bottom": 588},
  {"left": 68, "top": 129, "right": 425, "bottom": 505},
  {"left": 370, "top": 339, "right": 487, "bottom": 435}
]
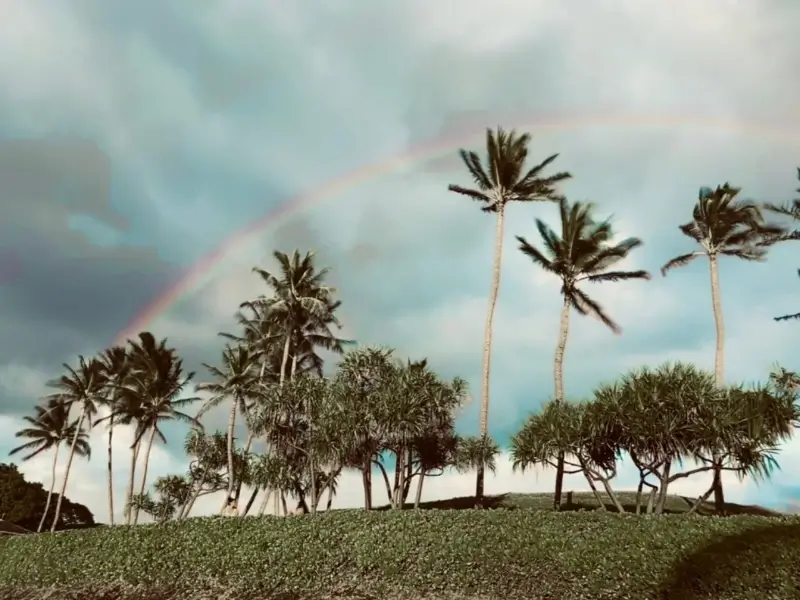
[{"left": 0, "top": 138, "right": 183, "bottom": 415}]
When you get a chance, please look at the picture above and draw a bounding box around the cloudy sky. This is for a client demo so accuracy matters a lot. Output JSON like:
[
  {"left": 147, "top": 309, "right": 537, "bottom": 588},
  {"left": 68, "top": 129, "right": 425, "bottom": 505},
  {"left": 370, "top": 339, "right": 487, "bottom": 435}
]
[{"left": 1, "top": 0, "right": 799, "bottom": 522}]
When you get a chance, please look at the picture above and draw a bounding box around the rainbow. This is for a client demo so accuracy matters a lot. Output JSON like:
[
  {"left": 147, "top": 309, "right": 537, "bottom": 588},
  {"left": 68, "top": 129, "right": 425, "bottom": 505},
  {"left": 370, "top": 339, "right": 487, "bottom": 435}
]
[{"left": 114, "top": 112, "right": 795, "bottom": 343}]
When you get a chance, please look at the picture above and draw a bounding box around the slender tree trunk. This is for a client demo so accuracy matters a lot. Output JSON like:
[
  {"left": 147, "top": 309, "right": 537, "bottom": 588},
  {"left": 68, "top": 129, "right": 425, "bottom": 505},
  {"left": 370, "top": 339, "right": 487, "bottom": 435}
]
[
  {"left": 242, "top": 485, "right": 259, "bottom": 516},
  {"left": 362, "top": 463, "right": 372, "bottom": 510},
  {"left": 279, "top": 334, "right": 291, "bottom": 387},
  {"left": 180, "top": 472, "right": 206, "bottom": 520},
  {"left": 257, "top": 488, "right": 273, "bottom": 516},
  {"left": 106, "top": 417, "right": 115, "bottom": 526},
  {"left": 125, "top": 441, "right": 141, "bottom": 525},
  {"left": 476, "top": 206, "right": 505, "bottom": 504},
  {"left": 325, "top": 482, "right": 334, "bottom": 511},
  {"left": 552, "top": 295, "right": 571, "bottom": 510},
  {"left": 133, "top": 427, "right": 157, "bottom": 525},
  {"left": 38, "top": 444, "right": 61, "bottom": 532},
  {"left": 220, "top": 399, "right": 237, "bottom": 515},
  {"left": 233, "top": 430, "right": 253, "bottom": 504},
  {"left": 414, "top": 471, "right": 425, "bottom": 509},
  {"left": 280, "top": 491, "right": 288, "bottom": 516},
  {"left": 51, "top": 410, "right": 86, "bottom": 532},
  {"left": 708, "top": 254, "right": 726, "bottom": 514}
]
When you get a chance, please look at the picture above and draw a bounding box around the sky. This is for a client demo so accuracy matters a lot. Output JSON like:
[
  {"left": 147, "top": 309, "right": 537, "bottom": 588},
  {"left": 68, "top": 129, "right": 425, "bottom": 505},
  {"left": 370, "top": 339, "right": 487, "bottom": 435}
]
[{"left": 1, "top": 0, "right": 799, "bottom": 523}]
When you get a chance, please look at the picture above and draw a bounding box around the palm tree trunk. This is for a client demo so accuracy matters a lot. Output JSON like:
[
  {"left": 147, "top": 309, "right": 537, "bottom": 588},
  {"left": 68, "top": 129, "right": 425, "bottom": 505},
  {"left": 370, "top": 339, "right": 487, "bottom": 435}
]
[
  {"left": 38, "top": 443, "right": 61, "bottom": 532},
  {"left": 476, "top": 206, "right": 505, "bottom": 505},
  {"left": 106, "top": 416, "right": 115, "bottom": 526},
  {"left": 242, "top": 485, "right": 259, "bottom": 516},
  {"left": 708, "top": 254, "right": 726, "bottom": 513},
  {"left": 414, "top": 471, "right": 425, "bottom": 509},
  {"left": 220, "top": 399, "right": 238, "bottom": 515},
  {"left": 279, "top": 334, "right": 291, "bottom": 387},
  {"left": 362, "top": 463, "right": 372, "bottom": 510},
  {"left": 133, "top": 427, "right": 158, "bottom": 525},
  {"left": 232, "top": 431, "right": 254, "bottom": 504},
  {"left": 125, "top": 440, "right": 141, "bottom": 525},
  {"left": 257, "top": 488, "right": 273, "bottom": 516},
  {"left": 552, "top": 295, "right": 571, "bottom": 511},
  {"left": 51, "top": 410, "right": 86, "bottom": 532}
]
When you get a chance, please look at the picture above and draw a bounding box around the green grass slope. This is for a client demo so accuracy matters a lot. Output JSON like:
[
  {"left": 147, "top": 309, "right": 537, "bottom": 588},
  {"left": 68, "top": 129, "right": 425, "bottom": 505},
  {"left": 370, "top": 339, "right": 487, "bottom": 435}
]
[{"left": 0, "top": 492, "right": 797, "bottom": 600}]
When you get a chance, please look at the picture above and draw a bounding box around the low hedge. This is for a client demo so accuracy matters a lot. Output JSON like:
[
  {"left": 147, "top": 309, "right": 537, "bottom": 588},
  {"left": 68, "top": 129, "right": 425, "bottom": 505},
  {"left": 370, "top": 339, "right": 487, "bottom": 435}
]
[{"left": 1, "top": 511, "right": 799, "bottom": 599}]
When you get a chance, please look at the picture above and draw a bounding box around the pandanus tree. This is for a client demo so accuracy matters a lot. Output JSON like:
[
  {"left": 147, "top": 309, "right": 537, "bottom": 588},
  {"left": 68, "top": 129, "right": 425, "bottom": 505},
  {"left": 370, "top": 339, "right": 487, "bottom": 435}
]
[
  {"left": 9, "top": 397, "right": 90, "bottom": 532},
  {"left": 448, "top": 127, "right": 571, "bottom": 504},
  {"left": 44, "top": 355, "right": 105, "bottom": 532},
  {"left": 661, "top": 184, "right": 787, "bottom": 512},
  {"left": 516, "top": 196, "right": 650, "bottom": 509},
  {"left": 196, "top": 345, "right": 260, "bottom": 514}
]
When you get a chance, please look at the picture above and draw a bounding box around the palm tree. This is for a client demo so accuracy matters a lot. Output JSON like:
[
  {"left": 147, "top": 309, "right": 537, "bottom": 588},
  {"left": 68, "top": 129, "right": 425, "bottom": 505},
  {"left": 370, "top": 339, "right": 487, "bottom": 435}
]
[
  {"left": 196, "top": 345, "right": 260, "bottom": 515},
  {"left": 661, "top": 183, "right": 786, "bottom": 512},
  {"left": 448, "top": 127, "right": 571, "bottom": 503},
  {"left": 9, "top": 397, "right": 90, "bottom": 532},
  {"left": 517, "top": 197, "right": 650, "bottom": 509},
  {"left": 251, "top": 250, "right": 342, "bottom": 386},
  {"left": 124, "top": 335, "right": 199, "bottom": 524},
  {"left": 44, "top": 355, "right": 105, "bottom": 531},
  {"left": 94, "top": 345, "right": 129, "bottom": 526}
]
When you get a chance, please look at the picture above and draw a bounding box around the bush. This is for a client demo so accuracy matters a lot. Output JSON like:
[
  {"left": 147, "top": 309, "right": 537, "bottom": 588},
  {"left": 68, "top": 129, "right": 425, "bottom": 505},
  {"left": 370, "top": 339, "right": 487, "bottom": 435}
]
[{"left": 0, "top": 511, "right": 798, "bottom": 599}]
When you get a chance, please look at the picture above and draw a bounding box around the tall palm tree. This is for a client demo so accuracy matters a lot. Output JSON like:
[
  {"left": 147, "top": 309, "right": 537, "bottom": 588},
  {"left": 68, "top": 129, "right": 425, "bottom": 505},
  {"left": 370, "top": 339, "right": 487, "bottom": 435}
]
[
  {"left": 124, "top": 335, "right": 198, "bottom": 525},
  {"left": 9, "top": 397, "right": 90, "bottom": 532},
  {"left": 44, "top": 355, "right": 105, "bottom": 532},
  {"left": 196, "top": 345, "right": 260, "bottom": 515},
  {"left": 448, "top": 127, "right": 571, "bottom": 503},
  {"left": 94, "top": 345, "right": 130, "bottom": 526},
  {"left": 517, "top": 197, "right": 650, "bottom": 509},
  {"left": 661, "top": 183, "right": 786, "bottom": 512}
]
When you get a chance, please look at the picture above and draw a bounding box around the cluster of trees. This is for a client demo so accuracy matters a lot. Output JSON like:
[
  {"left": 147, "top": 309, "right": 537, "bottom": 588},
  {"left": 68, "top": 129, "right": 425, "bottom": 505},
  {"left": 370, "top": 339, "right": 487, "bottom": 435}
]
[
  {"left": 0, "top": 463, "right": 94, "bottom": 532},
  {"left": 7, "top": 128, "right": 800, "bottom": 530}
]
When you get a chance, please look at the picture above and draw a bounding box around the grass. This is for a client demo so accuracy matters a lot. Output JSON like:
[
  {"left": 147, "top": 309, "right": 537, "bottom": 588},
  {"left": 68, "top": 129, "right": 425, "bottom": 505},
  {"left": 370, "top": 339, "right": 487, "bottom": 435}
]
[{"left": 0, "top": 492, "right": 797, "bottom": 600}]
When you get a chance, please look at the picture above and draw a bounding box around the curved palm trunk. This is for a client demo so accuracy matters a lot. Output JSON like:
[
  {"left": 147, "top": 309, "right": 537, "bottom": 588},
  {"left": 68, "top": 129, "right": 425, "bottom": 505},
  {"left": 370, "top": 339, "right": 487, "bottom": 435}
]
[
  {"left": 51, "top": 410, "right": 86, "bottom": 532},
  {"left": 133, "top": 427, "right": 158, "bottom": 525},
  {"left": 38, "top": 443, "right": 61, "bottom": 532},
  {"left": 220, "top": 399, "right": 237, "bottom": 515},
  {"left": 124, "top": 441, "right": 141, "bottom": 525},
  {"left": 708, "top": 254, "right": 726, "bottom": 513},
  {"left": 476, "top": 206, "right": 505, "bottom": 504},
  {"left": 106, "top": 416, "right": 115, "bottom": 526},
  {"left": 552, "top": 295, "right": 571, "bottom": 511}
]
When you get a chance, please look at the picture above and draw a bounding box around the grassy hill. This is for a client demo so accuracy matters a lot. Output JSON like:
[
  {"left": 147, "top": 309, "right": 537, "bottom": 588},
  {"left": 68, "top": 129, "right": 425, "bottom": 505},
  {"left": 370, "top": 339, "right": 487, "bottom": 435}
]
[{"left": 0, "top": 492, "right": 797, "bottom": 600}]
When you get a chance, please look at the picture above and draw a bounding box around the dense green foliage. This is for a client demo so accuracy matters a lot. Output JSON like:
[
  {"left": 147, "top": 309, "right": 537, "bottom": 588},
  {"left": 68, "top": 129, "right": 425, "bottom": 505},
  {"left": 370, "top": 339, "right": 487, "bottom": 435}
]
[
  {"left": 1, "top": 507, "right": 799, "bottom": 599},
  {"left": 0, "top": 463, "right": 94, "bottom": 532}
]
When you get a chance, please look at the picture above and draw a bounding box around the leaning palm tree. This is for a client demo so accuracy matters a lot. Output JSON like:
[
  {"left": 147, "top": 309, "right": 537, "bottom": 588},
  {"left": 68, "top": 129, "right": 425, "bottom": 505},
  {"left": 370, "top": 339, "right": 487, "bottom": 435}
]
[
  {"left": 9, "top": 397, "right": 90, "bottom": 532},
  {"left": 517, "top": 197, "right": 650, "bottom": 509},
  {"left": 661, "top": 183, "right": 786, "bottom": 512},
  {"left": 94, "top": 345, "right": 130, "bottom": 526},
  {"left": 44, "top": 355, "right": 105, "bottom": 531},
  {"left": 196, "top": 345, "right": 260, "bottom": 515},
  {"left": 448, "top": 127, "right": 571, "bottom": 503}
]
